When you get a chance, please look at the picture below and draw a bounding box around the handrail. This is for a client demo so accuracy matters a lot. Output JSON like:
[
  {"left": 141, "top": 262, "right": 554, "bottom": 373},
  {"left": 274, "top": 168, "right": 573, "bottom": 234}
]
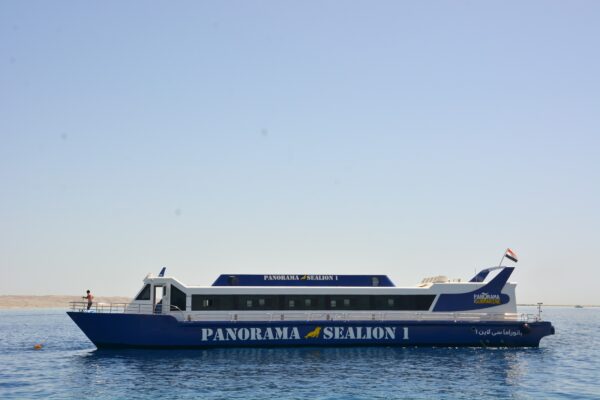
[
  {"left": 69, "top": 302, "right": 154, "bottom": 314},
  {"left": 69, "top": 302, "right": 532, "bottom": 323},
  {"left": 183, "top": 311, "right": 528, "bottom": 323},
  {"left": 169, "top": 305, "right": 186, "bottom": 314}
]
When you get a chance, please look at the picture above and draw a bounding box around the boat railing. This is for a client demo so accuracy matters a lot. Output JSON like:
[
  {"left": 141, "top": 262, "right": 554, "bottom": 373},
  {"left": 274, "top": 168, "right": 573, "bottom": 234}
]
[
  {"left": 69, "top": 302, "right": 539, "bottom": 323},
  {"left": 184, "top": 311, "right": 531, "bottom": 323},
  {"left": 69, "top": 302, "right": 156, "bottom": 314},
  {"left": 69, "top": 302, "right": 189, "bottom": 314},
  {"left": 522, "top": 313, "right": 541, "bottom": 322}
]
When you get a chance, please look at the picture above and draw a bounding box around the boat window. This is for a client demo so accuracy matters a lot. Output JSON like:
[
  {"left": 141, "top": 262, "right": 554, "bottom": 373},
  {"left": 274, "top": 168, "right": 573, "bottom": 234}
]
[
  {"left": 373, "top": 295, "right": 435, "bottom": 311},
  {"left": 236, "top": 295, "right": 279, "bottom": 310},
  {"left": 170, "top": 285, "right": 187, "bottom": 311},
  {"left": 284, "top": 296, "right": 323, "bottom": 310},
  {"left": 191, "top": 295, "right": 235, "bottom": 311},
  {"left": 228, "top": 276, "right": 239, "bottom": 286},
  {"left": 192, "top": 296, "right": 209, "bottom": 310},
  {"left": 135, "top": 284, "right": 151, "bottom": 301},
  {"left": 372, "top": 277, "right": 379, "bottom": 287},
  {"left": 190, "top": 294, "right": 436, "bottom": 311},
  {"left": 329, "top": 296, "right": 370, "bottom": 310}
]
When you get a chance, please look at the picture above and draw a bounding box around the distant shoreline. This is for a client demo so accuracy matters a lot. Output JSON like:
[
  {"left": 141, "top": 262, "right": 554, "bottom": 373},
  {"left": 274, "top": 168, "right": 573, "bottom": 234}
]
[
  {"left": 0, "top": 295, "right": 131, "bottom": 309},
  {"left": 0, "top": 295, "right": 597, "bottom": 309}
]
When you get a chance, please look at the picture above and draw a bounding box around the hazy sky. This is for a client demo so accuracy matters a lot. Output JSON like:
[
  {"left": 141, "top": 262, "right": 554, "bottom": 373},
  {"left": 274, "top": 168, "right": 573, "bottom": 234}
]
[{"left": 1, "top": 1, "right": 599, "bottom": 304}]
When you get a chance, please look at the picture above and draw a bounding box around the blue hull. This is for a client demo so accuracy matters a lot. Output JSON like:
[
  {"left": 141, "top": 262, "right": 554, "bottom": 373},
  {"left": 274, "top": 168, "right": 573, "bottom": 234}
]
[{"left": 67, "top": 312, "right": 554, "bottom": 349}]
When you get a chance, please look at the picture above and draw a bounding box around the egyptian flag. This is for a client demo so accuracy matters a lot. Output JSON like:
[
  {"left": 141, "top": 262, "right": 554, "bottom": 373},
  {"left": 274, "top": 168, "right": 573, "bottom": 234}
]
[{"left": 505, "top": 248, "right": 518, "bottom": 263}]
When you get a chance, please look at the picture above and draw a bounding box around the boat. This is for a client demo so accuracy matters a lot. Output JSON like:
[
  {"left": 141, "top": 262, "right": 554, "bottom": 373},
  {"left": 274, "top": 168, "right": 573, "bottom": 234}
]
[{"left": 67, "top": 266, "right": 555, "bottom": 348}]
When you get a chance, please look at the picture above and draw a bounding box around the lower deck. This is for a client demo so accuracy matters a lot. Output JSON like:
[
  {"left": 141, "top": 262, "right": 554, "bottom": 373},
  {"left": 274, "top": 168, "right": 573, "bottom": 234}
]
[{"left": 69, "top": 301, "right": 538, "bottom": 323}]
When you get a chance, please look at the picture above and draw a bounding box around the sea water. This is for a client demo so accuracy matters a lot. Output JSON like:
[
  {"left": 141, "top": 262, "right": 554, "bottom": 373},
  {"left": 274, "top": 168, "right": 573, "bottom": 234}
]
[{"left": 0, "top": 307, "right": 598, "bottom": 399}]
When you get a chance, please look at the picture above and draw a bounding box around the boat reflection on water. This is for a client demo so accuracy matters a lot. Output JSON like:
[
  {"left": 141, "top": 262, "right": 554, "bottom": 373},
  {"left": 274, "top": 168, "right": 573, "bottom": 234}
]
[{"left": 72, "top": 346, "right": 545, "bottom": 398}]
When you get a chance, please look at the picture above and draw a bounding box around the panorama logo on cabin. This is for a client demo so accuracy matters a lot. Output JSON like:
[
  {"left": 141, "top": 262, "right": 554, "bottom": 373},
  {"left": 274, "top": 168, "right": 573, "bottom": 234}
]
[
  {"left": 473, "top": 292, "right": 502, "bottom": 305},
  {"left": 263, "top": 275, "right": 338, "bottom": 281}
]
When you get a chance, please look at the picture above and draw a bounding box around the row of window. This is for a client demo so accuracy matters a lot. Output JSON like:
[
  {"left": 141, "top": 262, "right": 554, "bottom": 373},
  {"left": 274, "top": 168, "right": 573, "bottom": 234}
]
[
  {"left": 190, "top": 294, "right": 435, "bottom": 311},
  {"left": 135, "top": 284, "right": 436, "bottom": 312}
]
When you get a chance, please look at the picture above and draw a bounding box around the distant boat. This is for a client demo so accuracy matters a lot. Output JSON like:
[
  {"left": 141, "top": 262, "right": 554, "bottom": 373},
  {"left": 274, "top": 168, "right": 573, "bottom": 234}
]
[{"left": 575, "top": 305, "right": 584, "bottom": 308}]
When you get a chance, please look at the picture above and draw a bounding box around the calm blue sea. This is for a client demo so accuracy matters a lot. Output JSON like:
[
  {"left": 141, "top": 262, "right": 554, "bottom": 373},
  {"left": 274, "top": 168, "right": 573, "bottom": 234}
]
[{"left": 0, "top": 307, "right": 598, "bottom": 399}]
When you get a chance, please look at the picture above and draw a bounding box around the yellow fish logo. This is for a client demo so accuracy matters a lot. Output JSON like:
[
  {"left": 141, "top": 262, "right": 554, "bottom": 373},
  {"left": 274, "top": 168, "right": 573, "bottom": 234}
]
[
  {"left": 305, "top": 326, "right": 321, "bottom": 339},
  {"left": 300, "top": 275, "right": 308, "bottom": 280}
]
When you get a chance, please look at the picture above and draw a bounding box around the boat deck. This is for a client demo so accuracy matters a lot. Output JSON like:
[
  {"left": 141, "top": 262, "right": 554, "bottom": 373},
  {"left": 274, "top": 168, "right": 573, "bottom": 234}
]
[{"left": 68, "top": 301, "right": 540, "bottom": 323}]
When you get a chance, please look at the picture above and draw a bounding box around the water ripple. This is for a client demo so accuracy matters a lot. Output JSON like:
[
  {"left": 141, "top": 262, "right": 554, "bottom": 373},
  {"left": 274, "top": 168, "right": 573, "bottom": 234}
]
[{"left": 0, "top": 307, "right": 598, "bottom": 399}]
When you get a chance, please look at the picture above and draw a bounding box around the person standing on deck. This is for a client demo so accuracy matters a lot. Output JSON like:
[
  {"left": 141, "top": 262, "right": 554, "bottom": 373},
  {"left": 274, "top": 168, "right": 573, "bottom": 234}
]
[{"left": 83, "top": 290, "right": 93, "bottom": 310}]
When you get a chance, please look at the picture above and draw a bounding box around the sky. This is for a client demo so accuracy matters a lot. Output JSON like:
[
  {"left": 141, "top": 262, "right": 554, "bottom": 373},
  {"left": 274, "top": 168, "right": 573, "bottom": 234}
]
[{"left": 1, "top": 1, "right": 599, "bottom": 304}]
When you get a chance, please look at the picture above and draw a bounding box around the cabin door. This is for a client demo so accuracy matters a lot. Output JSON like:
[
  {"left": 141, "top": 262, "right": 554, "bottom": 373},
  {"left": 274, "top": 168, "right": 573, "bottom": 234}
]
[{"left": 153, "top": 285, "right": 169, "bottom": 314}]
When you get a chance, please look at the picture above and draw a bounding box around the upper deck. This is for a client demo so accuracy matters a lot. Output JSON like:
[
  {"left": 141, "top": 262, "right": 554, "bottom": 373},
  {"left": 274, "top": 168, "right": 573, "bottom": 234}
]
[{"left": 68, "top": 266, "right": 533, "bottom": 323}]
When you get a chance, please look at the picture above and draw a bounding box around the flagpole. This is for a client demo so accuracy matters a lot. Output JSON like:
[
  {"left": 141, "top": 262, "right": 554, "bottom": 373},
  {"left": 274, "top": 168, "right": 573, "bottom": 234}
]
[{"left": 498, "top": 249, "right": 507, "bottom": 267}]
